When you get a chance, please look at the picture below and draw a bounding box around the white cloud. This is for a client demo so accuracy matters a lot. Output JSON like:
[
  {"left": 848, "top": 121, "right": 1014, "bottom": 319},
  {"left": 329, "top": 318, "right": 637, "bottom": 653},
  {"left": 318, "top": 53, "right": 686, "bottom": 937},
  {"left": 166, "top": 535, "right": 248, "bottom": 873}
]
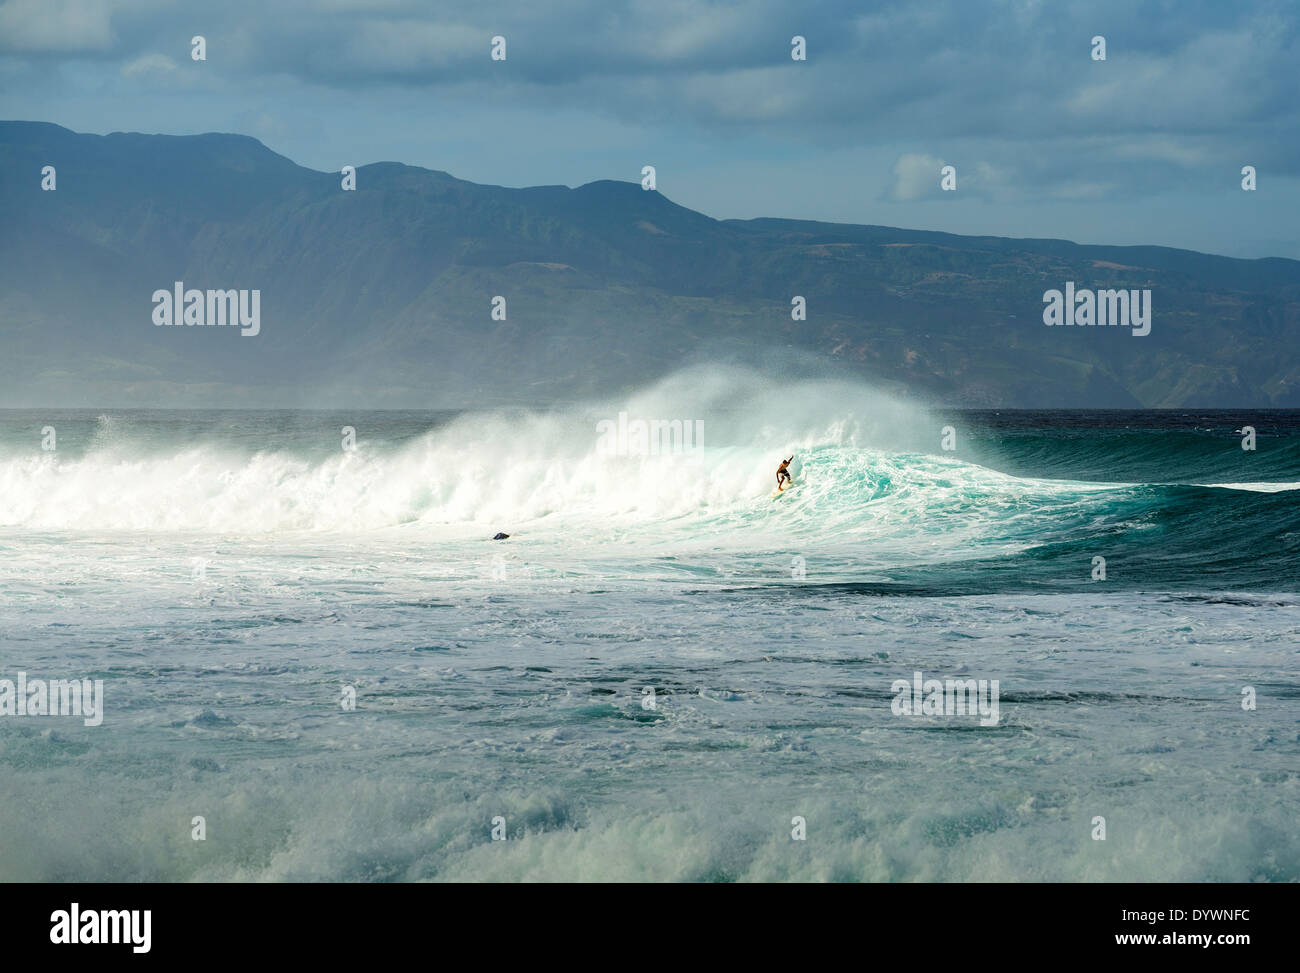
[
  {"left": 889, "top": 153, "right": 946, "bottom": 201},
  {"left": 122, "top": 52, "right": 176, "bottom": 77}
]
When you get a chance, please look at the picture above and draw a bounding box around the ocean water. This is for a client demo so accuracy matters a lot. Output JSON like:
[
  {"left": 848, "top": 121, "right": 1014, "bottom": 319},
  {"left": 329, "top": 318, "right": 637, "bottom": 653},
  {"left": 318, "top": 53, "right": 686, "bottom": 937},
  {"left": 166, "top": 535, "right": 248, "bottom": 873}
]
[{"left": 1, "top": 367, "right": 1297, "bottom": 882}]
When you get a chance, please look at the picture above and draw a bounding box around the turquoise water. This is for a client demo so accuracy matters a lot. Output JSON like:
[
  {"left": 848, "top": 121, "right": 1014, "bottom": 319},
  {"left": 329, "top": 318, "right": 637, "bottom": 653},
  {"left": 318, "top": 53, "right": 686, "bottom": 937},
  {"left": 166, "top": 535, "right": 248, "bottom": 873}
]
[{"left": 1, "top": 370, "right": 1297, "bottom": 880}]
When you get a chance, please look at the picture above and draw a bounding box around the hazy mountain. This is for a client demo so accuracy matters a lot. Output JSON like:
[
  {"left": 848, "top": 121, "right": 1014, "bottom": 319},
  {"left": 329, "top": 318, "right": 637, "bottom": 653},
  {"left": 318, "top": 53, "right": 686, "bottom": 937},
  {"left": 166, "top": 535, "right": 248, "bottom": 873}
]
[{"left": 2, "top": 120, "right": 1298, "bottom": 408}]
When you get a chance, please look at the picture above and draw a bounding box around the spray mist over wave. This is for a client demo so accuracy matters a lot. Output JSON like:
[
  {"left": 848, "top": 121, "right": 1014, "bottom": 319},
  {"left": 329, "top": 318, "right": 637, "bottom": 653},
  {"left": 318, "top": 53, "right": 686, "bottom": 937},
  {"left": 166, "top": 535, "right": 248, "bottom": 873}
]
[
  {"left": 4, "top": 366, "right": 1288, "bottom": 536},
  {"left": 0, "top": 367, "right": 941, "bottom": 532}
]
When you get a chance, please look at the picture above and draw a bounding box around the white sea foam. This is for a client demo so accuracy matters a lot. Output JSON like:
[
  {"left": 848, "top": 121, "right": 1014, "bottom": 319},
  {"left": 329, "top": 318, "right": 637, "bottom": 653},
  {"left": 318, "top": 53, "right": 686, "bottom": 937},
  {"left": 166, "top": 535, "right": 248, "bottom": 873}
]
[
  {"left": 1197, "top": 481, "right": 1300, "bottom": 493},
  {"left": 0, "top": 366, "right": 1129, "bottom": 533}
]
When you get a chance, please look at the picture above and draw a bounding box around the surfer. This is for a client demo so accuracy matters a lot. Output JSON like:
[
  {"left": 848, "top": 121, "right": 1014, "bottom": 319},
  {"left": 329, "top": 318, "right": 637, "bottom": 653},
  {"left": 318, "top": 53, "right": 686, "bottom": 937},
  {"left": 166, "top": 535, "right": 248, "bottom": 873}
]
[{"left": 775, "top": 456, "right": 794, "bottom": 491}]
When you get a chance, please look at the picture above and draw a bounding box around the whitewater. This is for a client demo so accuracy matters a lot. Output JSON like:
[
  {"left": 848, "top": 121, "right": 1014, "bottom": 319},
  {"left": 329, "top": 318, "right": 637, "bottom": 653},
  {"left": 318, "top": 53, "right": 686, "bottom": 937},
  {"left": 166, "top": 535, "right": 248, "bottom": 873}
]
[{"left": 1, "top": 367, "right": 1297, "bottom": 881}]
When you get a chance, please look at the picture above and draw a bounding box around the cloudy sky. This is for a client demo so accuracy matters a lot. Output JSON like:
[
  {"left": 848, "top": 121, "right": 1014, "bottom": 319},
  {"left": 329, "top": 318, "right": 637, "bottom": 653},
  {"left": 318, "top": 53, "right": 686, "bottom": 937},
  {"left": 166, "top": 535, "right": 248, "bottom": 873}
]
[{"left": 2, "top": 0, "right": 1297, "bottom": 258}]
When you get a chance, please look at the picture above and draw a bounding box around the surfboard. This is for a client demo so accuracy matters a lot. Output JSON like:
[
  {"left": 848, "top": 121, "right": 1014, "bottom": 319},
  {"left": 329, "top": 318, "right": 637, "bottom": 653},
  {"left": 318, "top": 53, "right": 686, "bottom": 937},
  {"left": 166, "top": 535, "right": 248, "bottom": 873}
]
[{"left": 770, "top": 482, "right": 796, "bottom": 499}]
